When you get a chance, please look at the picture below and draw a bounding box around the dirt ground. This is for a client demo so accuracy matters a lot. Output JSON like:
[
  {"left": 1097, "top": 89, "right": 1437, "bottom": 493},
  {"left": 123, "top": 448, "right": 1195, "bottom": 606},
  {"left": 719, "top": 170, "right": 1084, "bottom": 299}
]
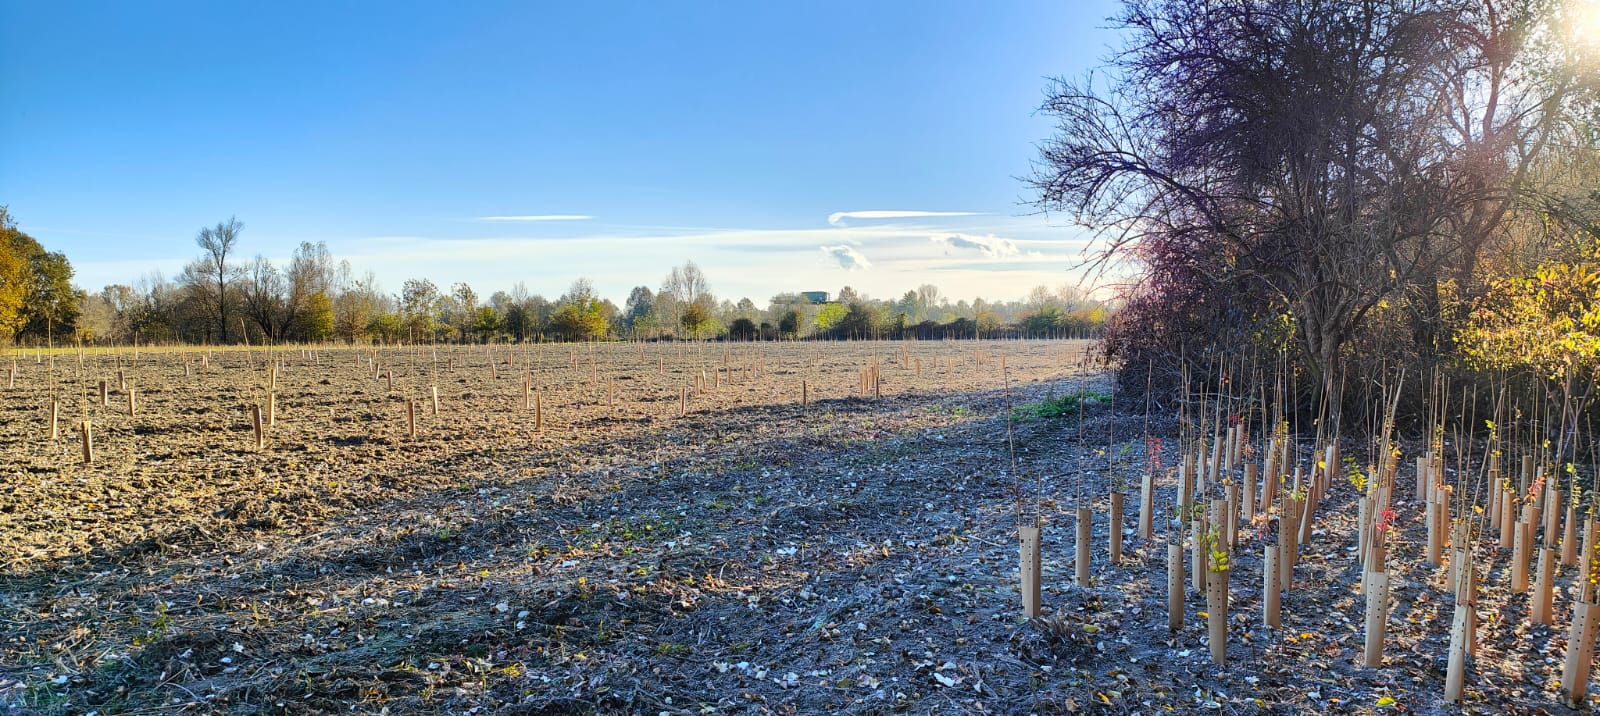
[{"left": 0, "top": 339, "right": 1592, "bottom": 714}]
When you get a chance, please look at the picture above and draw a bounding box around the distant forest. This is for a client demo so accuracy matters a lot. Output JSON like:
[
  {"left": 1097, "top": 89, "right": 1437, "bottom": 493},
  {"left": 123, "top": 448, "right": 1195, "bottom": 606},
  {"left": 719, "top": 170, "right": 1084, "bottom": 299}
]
[{"left": 0, "top": 210, "right": 1108, "bottom": 346}]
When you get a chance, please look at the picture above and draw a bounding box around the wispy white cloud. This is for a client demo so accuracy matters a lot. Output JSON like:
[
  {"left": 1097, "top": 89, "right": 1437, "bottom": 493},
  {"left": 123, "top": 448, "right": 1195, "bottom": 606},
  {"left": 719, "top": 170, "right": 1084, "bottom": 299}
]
[
  {"left": 475, "top": 215, "right": 592, "bottom": 222},
  {"left": 932, "top": 233, "right": 1021, "bottom": 258},
  {"left": 819, "top": 244, "right": 872, "bottom": 270},
  {"left": 827, "top": 210, "right": 981, "bottom": 226}
]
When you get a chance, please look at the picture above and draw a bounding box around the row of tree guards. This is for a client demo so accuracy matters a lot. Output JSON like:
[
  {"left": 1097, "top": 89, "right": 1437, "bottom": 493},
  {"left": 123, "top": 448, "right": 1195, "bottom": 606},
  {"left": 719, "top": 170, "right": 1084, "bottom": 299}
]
[
  {"left": 1016, "top": 373, "right": 1600, "bottom": 707},
  {"left": 11, "top": 339, "right": 1089, "bottom": 465}
]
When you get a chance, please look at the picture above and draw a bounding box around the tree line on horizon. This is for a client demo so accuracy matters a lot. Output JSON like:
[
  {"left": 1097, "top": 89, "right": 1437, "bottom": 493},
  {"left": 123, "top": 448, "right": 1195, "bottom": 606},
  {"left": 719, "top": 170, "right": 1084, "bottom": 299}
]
[{"left": 0, "top": 211, "right": 1109, "bottom": 347}]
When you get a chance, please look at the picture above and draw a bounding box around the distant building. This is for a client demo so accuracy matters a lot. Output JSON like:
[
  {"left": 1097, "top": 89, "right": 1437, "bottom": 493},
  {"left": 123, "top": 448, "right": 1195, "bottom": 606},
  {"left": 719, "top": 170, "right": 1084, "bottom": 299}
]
[{"left": 800, "top": 291, "right": 829, "bottom": 304}]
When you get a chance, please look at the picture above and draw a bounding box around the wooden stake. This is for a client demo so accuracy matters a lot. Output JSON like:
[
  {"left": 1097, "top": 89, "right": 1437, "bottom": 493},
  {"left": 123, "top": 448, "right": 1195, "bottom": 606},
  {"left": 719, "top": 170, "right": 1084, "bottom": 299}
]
[
  {"left": 1207, "top": 559, "right": 1228, "bottom": 666},
  {"left": 1582, "top": 519, "right": 1600, "bottom": 603},
  {"left": 1264, "top": 541, "right": 1281, "bottom": 628},
  {"left": 1075, "top": 506, "right": 1091, "bottom": 587},
  {"left": 1363, "top": 569, "right": 1389, "bottom": 668},
  {"left": 1546, "top": 487, "right": 1563, "bottom": 546},
  {"left": 1109, "top": 491, "right": 1124, "bottom": 564},
  {"left": 1445, "top": 601, "right": 1471, "bottom": 703},
  {"left": 1242, "top": 463, "right": 1257, "bottom": 528},
  {"left": 1168, "top": 541, "right": 1184, "bottom": 632},
  {"left": 1138, "top": 468, "right": 1154, "bottom": 540},
  {"left": 1019, "top": 525, "right": 1041, "bottom": 619},
  {"left": 1513, "top": 517, "right": 1531, "bottom": 593},
  {"left": 252, "top": 405, "right": 265, "bottom": 450},
  {"left": 1281, "top": 497, "right": 1299, "bottom": 590},
  {"left": 1500, "top": 489, "right": 1515, "bottom": 549},
  {"left": 1564, "top": 503, "right": 1579, "bottom": 568},
  {"left": 1225, "top": 480, "right": 1239, "bottom": 547},
  {"left": 79, "top": 420, "right": 93, "bottom": 464},
  {"left": 1532, "top": 545, "right": 1556, "bottom": 626},
  {"left": 1565, "top": 601, "right": 1600, "bottom": 707}
]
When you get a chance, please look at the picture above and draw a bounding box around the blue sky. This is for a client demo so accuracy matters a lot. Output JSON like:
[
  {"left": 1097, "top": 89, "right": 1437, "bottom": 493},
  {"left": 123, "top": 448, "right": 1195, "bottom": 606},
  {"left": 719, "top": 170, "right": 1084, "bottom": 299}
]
[{"left": 1, "top": 1, "right": 1122, "bottom": 306}]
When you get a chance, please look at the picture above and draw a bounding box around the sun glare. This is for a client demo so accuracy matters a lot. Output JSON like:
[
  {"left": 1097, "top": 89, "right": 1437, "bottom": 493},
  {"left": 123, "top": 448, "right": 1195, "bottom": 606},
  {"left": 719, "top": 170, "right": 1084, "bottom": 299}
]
[{"left": 1570, "top": 0, "right": 1600, "bottom": 52}]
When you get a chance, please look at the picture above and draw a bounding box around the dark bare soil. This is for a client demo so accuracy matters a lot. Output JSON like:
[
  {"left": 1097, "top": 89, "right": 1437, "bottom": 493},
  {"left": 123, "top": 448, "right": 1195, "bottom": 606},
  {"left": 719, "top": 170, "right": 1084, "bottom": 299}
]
[{"left": 0, "top": 340, "right": 1591, "bottom": 715}]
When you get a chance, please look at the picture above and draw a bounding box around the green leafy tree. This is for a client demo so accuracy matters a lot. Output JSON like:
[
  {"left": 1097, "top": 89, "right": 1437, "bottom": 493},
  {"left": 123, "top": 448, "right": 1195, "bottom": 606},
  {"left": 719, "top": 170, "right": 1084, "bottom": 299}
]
[
  {"left": 814, "top": 303, "right": 847, "bottom": 333},
  {"left": 368, "top": 313, "right": 403, "bottom": 343},
  {"left": 400, "top": 278, "right": 440, "bottom": 340},
  {"left": 0, "top": 208, "right": 29, "bottom": 339},
  {"left": 836, "top": 301, "right": 882, "bottom": 339},
  {"left": 778, "top": 309, "right": 805, "bottom": 338},
  {"left": 1460, "top": 253, "right": 1600, "bottom": 460},
  {"left": 471, "top": 306, "right": 501, "bottom": 342},
  {"left": 680, "top": 302, "right": 712, "bottom": 338},
  {"left": 976, "top": 311, "right": 1003, "bottom": 337},
  {"left": 550, "top": 278, "right": 609, "bottom": 341},
  {"left": 728, "top": 316, "right": 757, "bottom": 340},
  {"left": 299, "top": 290, "right": 335, "bottom": 342}
]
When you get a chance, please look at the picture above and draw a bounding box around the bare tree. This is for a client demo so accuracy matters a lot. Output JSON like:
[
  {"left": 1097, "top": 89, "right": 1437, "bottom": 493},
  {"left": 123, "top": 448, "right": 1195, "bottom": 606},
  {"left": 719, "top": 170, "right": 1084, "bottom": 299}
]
[
  {"left": 239, "top": 255, "right": 287, "bottom": 340},
  {"left": 194, "top": 217, "right": 242, "bottom": 342},
  {"left": 1030, "top": 0, "right": 1594, "bottom": 412},
  {"left": 660, "top": 261, "right": 712, "bottom": 338}
]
